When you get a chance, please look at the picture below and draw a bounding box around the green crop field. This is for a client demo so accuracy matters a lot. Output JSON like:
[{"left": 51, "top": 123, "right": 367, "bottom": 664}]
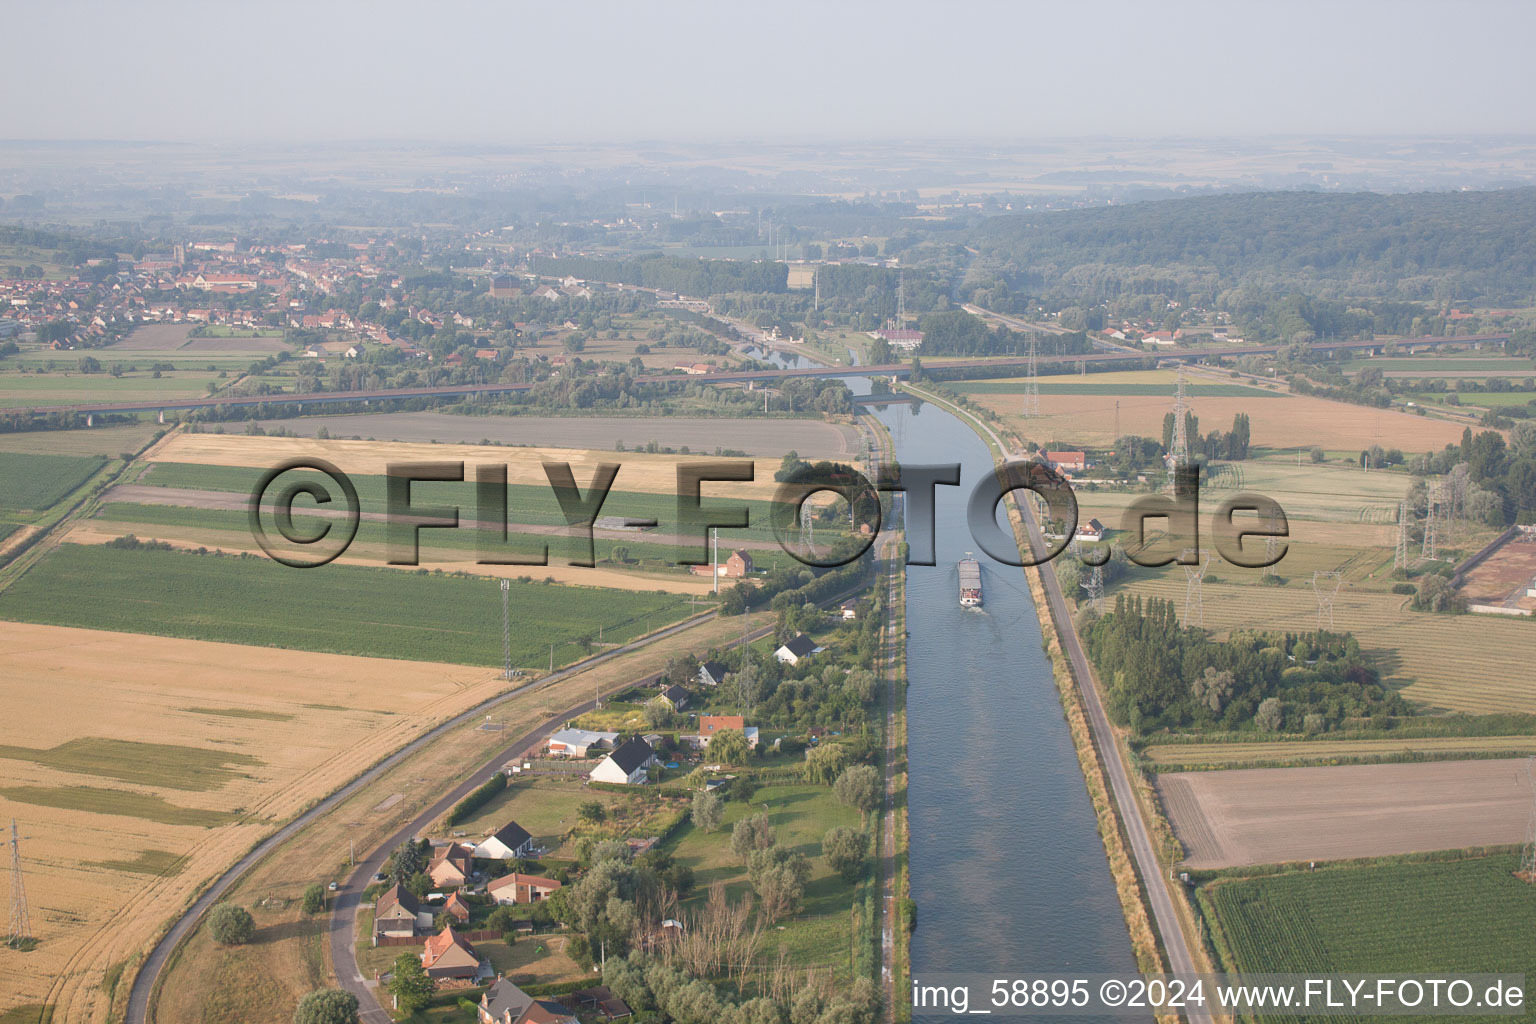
[
  {"left": 0, "top": 421, "right": 161, "bottom": 456},
  {"left": 90, "top": 501, "right": 798, "bottom": 571},
  {"left": 137, "top": 461, "right": 786, "bottom": 538},
  {"left": 0, "top": 370, "right": 227, "bottom": 408},
  {"left": 1199, "top": 855, "right": 1535, "bottom": 1024},
  {"left": 0, "top": 543, "right": 694, "bottom": 667},
  {"left": 1406, "top": 391, "right": 1536, "bottom": 409},
  {"left": 1342, "top": 357, "right": 1533, "bottom": 373},
  {"left": 0, "top": 452, "right": 107, "bottom": 512}
]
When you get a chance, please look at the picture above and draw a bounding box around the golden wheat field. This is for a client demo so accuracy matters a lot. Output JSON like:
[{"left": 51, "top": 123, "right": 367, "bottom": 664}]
[
  {"left": 151, "top": 434, "right": 784, "bottom": 502},
  {"left": 0, "top": 621, "right": 509, "bottom": 1022}
]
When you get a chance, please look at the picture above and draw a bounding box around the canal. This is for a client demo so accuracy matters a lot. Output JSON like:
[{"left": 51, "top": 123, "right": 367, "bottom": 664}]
[{"left": 855, "top": 386, "right": 1137, "bottom": 1021}]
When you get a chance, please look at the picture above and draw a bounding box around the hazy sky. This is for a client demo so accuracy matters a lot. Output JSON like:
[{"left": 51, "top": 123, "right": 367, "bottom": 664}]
[{"left": 5, "top": 0, "right": 1534, "bottom": 142}]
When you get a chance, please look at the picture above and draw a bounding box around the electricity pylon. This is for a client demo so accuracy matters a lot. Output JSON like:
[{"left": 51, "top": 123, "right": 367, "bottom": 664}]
[
  {"left": 7, "top": 820, "right": 30, "bottom": 949},
  {"left": 1312, "top": 570, "right": 1344, "bottom": 630}
]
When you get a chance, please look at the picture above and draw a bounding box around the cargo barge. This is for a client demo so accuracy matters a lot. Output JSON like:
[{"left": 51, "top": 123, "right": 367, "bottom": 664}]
[{"left": 959, "top": 554, "right": 982, "bottom": 607}]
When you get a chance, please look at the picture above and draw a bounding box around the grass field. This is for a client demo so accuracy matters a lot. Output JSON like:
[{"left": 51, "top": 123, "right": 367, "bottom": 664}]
[
  {"left": 669, "top": 781, "right": 867, "bottom": 968},
  {"left": 0, "top": 422, "right": 162, "bottom": 456},
  {"left": 0, "top": 370, "right": 227, "bottom": 408},
  {"left": 1199, "top": 854, "right": 1535, "bottom": 1023},
  {"left": 0, "top": 543, "right": 693, "bottom": 667},
  {"left": 0, "top": 452, "right": 106, "bottom": 513},
  {"left": 1141, "top": 735, "right": 1536, "bottom": 770}
]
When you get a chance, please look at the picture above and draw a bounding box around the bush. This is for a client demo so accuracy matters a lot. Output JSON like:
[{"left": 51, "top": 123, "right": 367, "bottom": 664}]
[
  {"left": 833, "top": 764, "right": 881, "bottom": 813},
  {"left": 822, "top": 826, "right": 868, "bottom": 882},
  {"left": 302, "top": 883, "right": 326, "bottom": 915},
  {"left": 445, "top": 774, "right": 506, "bottom": 827},
  {"left": 293, "top": 988, "right": 359, "bottom": 1024},
  {"left": 691, "top": 788, "right": 724, "bottom": 831},
  {"left": 208, "top": 903, "right": 254, "bottom": 946}
]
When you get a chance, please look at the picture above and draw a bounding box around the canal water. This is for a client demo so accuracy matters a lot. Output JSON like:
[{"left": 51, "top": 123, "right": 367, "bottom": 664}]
[{"left": 855, "top": 386, "right": 1137, "bottom": 1021}]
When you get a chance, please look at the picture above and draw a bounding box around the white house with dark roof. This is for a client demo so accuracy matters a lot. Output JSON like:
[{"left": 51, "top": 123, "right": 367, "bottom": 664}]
[
  {"left": 774, "top": 633, "right": 824, "bottom": 665},
  {"left": 473, "top": 821, "right": 534, "bottom": 860},
  {"left": 697, "top": 660, "right": 729, "bottom": 687},
  {"left": 588, "top": 738, "right": 658, "bottom": 786}
]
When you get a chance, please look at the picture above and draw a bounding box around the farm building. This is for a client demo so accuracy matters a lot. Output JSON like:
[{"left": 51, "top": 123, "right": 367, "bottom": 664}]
[
  {"left": 589, "top": 738, "right": 658, "bottom": 785},
  {"left": 421, "top": 925, "right": 481, "bottom": 979},
  {"left": 487, "top": 871, "right": 563, "bottom": 905},
  {"left": 473, "top": 821, "right": 534, "bottom": 861},
  {"left": 547, "top": 727, "right": 619, "bottom": 758},
  {"left": 775, "top": 633, "right": 825, "bottom": 665}
]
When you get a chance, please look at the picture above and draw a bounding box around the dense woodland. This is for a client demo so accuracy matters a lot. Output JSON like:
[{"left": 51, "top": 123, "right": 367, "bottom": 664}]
[
  {"left": 1085, "top": 595, "right": 1408, "bottom": 734},
  {"left": 972, "top": 188, "right": 1536, "bottom": 306}
]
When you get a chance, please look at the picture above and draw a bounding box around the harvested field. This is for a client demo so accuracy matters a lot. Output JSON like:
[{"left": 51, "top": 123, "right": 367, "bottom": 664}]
[
  {"left": 102, "top": 324, "right": 196, "bottom": 350},
  {"left": 0, "top": 620, "right": 512, "bottom": 1019},
  {"left": 1459, "top": 531, "right": 1536, "bottom": 610},
  {"left": 967, "top": 375, "right": 1470, "bottom": 450},
  {"left": 147, "top": 609, "right": 767, "bottom": 1024},
  {"left": 151, "top": 433, "right": 782, "bottom": 501},
  {"left": 248, "top": 411, "right": 858, "bottom": 458},
  {"left": 178, "top": 336, "right": 290, "bottom": 353},
  {"left": 1158, "top": 759, "right": 1530, "bottom": 868}
]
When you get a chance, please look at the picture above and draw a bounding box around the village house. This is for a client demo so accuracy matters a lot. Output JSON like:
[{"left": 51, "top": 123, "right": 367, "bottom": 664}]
[
  {"left": 1075, "top": 518, "right": 1106, "bottom": 543},
  {"left": 421, "top": 925, "right": 482, "bottom": 980},
  {"left": 687, "top": 548, "right": 754, "bottom": 579},
  {"left": 427, "top": 843, "right": 475, "bottom": 888},
  {"left": 546, "top": 727, "right": 618, "bottom": 758},
  {"left": 697, "top": 660, "right": 729, "bottom": 688},
  {"left": 588, "top": 738, "right": 658, "bottom": 786},
  {"left": 373, "top": 884, "right": 429, "bottom": 941},
  {"left": 472, "top": 821, "right": 534, "bottom": 861},
  {"left": 443, "top": 891, "right": 472, "bottom": 923},
  {"left": 774, "top": 633, "right": 825, "bottom": 665},
  {"left": 487, "top": 871, "right": 563, "bottom": 905},
  {"left": 687, "top": 714, "right": 759, "bottom": 751},
  {"left": 651, "top": 684, "right": 690, "bottom": 712},
  {"left": 1042, "top": 451, "right": 1088, "bottom": 473},
  {"left": 569, "top": 987, "right": 635, "bottom": 1021},
  {"left": 840, "top": 599, "right": 859, "bottom": 620}
]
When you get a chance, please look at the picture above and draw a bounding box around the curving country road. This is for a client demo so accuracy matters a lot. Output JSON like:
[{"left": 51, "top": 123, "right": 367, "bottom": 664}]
[
  {"left": 125, "top": 608, "right": 724, "bottom": 1024},
  {"left": 904, "top": 383, "right": 1213, "bottom": 1024}
]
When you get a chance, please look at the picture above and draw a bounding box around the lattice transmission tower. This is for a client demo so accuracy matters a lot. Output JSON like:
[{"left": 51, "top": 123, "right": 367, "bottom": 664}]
[
  {"left": 1081, "top": 563, "right": 1104, "bottom": 613},
  {"left": 1421, "top": 485, "right": 1440, "bottom": 561},
  {"left": 1312, "top": 570, "right": 1344, "bottom": 631},
  {"left": 7, "top": 819, "right": 30, "bottom": 949},
  {"left": 1521, "top": 757, "right": 1536, "bottom": 883},
  {"left": 500, "top": 578, "right": 512, "bottom": 681},
  {"left": 1168, "top": 367, "right": 1188, "bottom": 490},
  {"left": 1394, "top": 499, "right": 1411, "bottom": 571},
  {"left": 1022, "top": 333, "right": 1041, "bottom": 417},
  {"left": 1181, "top": 548, "right": 1208, "bottom": 628}
]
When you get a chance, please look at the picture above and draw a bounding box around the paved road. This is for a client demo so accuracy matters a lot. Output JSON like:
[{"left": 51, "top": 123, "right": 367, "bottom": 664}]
[
  {"left": 125, "top": 609, "right": 721, "bottom": 1024},
  {"left": 905, "top": 384, "right": 1213, "bottom": 1024},
  {"left": 875, "top": 543, "right": 901, "bottom": 1023}
]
